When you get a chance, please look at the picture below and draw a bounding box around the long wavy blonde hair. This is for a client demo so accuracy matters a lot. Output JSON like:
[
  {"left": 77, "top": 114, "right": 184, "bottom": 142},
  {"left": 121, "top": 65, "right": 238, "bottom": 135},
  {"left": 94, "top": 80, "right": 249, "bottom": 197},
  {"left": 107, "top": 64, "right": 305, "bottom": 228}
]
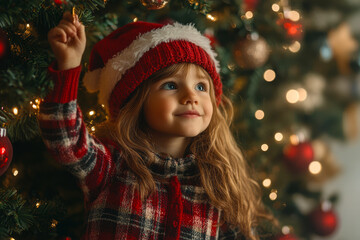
[{"left": 96, "top": 63, "right": 273, "bottom": 240}]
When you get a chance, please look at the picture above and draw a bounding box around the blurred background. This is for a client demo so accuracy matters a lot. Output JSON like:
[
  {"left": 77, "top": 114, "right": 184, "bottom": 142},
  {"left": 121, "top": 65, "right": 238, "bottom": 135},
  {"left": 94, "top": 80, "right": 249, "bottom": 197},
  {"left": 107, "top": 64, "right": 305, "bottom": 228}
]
[{"left": 1, "top": 0, "right": 360, "bottom": 239}]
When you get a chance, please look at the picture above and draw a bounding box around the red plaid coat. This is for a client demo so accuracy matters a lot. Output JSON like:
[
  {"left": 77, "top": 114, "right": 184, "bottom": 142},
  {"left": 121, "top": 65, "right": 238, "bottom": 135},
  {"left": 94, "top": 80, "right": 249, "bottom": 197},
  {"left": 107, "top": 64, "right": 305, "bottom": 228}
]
[{"left": 38, "top": 65, "right": 244, "bottom": 239}]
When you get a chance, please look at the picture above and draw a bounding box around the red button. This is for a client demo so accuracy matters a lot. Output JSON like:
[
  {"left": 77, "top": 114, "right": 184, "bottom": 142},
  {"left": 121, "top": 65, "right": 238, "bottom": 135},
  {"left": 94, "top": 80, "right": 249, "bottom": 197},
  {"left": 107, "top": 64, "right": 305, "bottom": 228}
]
[{"left": 173, "top": 220, "right": 178, "bottom": 227}]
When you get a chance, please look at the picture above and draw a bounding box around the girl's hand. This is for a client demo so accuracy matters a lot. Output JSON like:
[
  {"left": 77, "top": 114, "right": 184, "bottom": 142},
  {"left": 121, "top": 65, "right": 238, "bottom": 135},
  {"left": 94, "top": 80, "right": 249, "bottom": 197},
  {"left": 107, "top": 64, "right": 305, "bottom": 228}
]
[{"left": 48, "top": 12, "right": 86, "bottom": 70}]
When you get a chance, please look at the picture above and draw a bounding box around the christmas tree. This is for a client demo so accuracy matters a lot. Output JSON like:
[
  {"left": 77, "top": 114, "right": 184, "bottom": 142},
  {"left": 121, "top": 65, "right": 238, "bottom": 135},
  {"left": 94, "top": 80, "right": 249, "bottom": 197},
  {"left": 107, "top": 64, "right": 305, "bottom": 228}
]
[{"left": 1, "top": 0, "right": 359, "bottom": 239}]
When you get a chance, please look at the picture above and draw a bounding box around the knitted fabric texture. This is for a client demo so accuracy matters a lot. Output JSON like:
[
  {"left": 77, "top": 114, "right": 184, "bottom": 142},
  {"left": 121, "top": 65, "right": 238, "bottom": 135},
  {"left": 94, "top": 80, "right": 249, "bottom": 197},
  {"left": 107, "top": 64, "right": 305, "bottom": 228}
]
[{"left": 82, "top": 21, "right": 222, "bottom": 119}]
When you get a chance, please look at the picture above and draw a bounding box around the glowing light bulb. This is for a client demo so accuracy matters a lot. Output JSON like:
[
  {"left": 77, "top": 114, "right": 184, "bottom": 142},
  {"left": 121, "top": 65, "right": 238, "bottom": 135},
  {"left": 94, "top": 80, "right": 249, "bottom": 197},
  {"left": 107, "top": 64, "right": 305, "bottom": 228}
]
[
  {"left": 289, "top": 134, "right": 299, "bottom": 145},
  {"left": 289, "top": 41, "right": 301, "bottom": 53},
  {"left": 245, "top": 11, "right": 254, "bottom": 19},
  {"left": 288, "top": 10, "right": 300, "bottom": 22},
  {"left": 297, "top": 88, "right": 307, "bottom": 101},
  {"left": 282, "top": 226, "right": 291, "bottom": 235},
  {"left": 274, "top": 132, "right": 283, "bottom": 142},
  {"left": 262, "top": 178, "right": 271, "bottom": 188},
  {"left": 269, "top": 190, "right": 277, "bottom": 201},
  {"left": 272, "top": 3, "right": 280, "bottom": 12},
  {"left": 36, "top": 202, "right": 41, "bottom": 208},
  {"left": 206, "top": 14, "right": 217, "bottom": 22},
  {"left": 13, "top": 107, "right": 18, "bottom": 115},
  {"left": 309, "top": 161, "right": 322, "bottom": 174},
  {"left": 12, "top": 168, "right": 18, "bottom": 176},
  {"left": 264, "top": 69, "right": 276, "bottom": 82},
  {"left": 261, "top": 144, "right": 269, "bottom": 151},
  {"left": 255, "top": 110, "right": 265, "bottom": 120},
  {"left": 89, "top": 110, "right": 95, "bottom": 116},
  {"left": 286, "top": 89, "right": 299, "bottom": 103}
]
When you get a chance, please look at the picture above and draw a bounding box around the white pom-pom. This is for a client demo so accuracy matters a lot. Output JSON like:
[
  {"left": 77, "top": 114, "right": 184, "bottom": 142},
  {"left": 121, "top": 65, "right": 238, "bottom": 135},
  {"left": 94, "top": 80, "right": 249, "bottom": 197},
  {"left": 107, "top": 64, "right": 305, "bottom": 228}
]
[{"left": 83, "top": 69, "right": 102, "bottom": 93}]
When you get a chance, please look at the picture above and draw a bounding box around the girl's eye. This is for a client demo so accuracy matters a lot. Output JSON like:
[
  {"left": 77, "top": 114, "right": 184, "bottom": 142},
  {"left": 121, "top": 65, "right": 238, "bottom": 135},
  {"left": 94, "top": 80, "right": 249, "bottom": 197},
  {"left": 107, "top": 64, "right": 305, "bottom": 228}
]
[
  {"left": 195, "top": 83, "right": 206, "bottom": 92},
  {"left": 161, "top": 82, "right": 177, "bottom": 90}
]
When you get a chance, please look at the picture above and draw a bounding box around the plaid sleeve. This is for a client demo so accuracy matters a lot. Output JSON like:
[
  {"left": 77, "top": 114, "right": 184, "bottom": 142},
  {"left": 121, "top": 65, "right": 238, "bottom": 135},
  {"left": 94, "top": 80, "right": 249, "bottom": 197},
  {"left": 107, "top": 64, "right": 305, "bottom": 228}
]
[
  {"left": 38, "top": 63, "right": 115, "bottom": 202},
  {"left": 218, "top": 222, "right": 246, "bottom": 240}
]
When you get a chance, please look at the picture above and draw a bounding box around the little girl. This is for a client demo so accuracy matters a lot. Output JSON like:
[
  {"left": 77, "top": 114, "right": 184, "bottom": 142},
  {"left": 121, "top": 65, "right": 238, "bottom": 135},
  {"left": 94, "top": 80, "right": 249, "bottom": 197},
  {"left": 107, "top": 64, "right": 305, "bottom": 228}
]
[{"left": 39, "top": 12, "right": 271, "bottom": 239}]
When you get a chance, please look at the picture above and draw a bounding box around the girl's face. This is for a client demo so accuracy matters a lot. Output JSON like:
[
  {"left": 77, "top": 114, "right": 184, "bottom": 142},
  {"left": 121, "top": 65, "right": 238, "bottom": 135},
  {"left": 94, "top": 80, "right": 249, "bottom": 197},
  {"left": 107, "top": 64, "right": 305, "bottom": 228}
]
[{"left": 143, "top": 64, "right": 214, "bottom": 140}]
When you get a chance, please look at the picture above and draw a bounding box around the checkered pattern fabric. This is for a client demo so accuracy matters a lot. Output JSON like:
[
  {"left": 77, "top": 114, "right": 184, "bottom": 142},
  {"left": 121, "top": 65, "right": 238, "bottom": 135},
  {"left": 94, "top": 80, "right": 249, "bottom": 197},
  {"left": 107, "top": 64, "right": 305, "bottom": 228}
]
[{"left": 38, "top": 65, "right": 244, "bottom": 239}]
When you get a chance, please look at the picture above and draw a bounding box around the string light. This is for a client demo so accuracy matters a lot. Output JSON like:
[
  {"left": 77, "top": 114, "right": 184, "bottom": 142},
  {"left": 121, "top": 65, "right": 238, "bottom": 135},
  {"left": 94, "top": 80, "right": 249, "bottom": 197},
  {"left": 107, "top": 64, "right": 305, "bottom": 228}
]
[
  {"left": 274, "top": 132, "right": 283, "bottom": 142},
  {"left": 261, "top": 144, "right": 269, "bottom": 151},
  {"left": 282, "top": 226, "right": 291, "bottom": 235},
  {"left": 12, "top": 168, "right": 19, "bottom": 176},
  {"left": 309, "top": 161, "right": 322, "bottom": 174},
  {"left": 10, "top": 238, "right": 15, "bottom": 240},
  {"left": 263, "top": 69, "right": 276, "bottom": 82},
  {"left": 51, "top": 219, "right": 58, "bottom": 228},
  {"left": 289, "top": 41, "right": 301, "bottom": 53},
  {"left": 245, "top": 11, "right": 254, "bottom": 19},
  {"left": 36, "top": 202, "right": 41, "bottom": 208},
  {"left": 288, "top": 10, "right": 300, "bottom": 22},
  {"left": 286, "top": 89, "right": 299, "bottom": 103},
  {"left": 91, "top": 126, "right": 96, "bottom": 132},
  {"left": 206, "top": 14, "right": 217, "bottom": 22},
  {"left": 12, "top": 107, "right": 18, "bottom": 115},
  {"left": 255, "top": 110, "right": 265, "bottom": 120},
  {"left": 133, "top": 17, "right": 138, "bottom": 22},
  {"left": 297, "top": 88, "right": 307, "bottom": 101},
  {"left": 272, "top": 3, "right": 280, "bottom": 12},
  {"left": 269, "top": 190, "right": 278, "bottom": 200},
  {"left": 262, "top": 178, "right": 271, "bottom": 188},
  {"left": 88, "top": 110, "right": 95, "bottom": 116},
  {"left": 289, "top": 134, "right": 299, "bottom": 145}
]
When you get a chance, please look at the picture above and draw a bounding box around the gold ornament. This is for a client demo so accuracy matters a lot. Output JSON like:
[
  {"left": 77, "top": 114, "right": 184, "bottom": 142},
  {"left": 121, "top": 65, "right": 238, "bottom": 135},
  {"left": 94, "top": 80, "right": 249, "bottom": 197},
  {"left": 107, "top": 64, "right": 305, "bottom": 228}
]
[
  {"left": 233, "top": 33, "right": 270, "bottom": 70},
  {"left": 140, "top": 0, "right": 169, "bottom": 10}
]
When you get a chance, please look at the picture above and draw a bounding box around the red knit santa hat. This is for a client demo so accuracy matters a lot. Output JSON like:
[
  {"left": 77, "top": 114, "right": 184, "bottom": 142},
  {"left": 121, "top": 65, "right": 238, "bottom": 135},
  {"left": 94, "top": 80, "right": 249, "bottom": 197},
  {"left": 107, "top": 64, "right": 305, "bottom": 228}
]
[{"left": 83, "top": 21, "right": 222, "bottom": 119}]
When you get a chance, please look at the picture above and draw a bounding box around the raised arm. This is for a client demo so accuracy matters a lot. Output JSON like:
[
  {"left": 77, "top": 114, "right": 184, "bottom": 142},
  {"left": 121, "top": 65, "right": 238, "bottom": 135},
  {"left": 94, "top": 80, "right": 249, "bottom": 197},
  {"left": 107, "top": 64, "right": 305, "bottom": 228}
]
[{"left": 39, "top": 12, "right": 115, "bottom": 203}]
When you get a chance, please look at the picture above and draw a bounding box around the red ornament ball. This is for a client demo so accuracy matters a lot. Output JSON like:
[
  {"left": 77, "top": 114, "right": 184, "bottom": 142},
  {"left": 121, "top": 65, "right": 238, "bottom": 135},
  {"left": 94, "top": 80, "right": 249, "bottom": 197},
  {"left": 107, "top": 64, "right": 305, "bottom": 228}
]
[
  {"left": 278, "top": 19, "right": 303, "bottom": 40},
  {"left": 283, "top": 142, "right": 314, "bottom": 173},
  {"left": 0, "top": 28, "right": 10, "bottom": 60},
  {"left": 273, "top": 234, "right": 298, "bottom": 240},
  {"left": 244, "top": 0, "right": 259, "bottom": 11},
  {"left": 0, "top": 129, "right": 13, "bottom": 176},
  {"left": 308, "top": 207, "right": 338, "bottom": 236},
  {"left": 140, "top": 0, "right": 169, "bottom": 10}
]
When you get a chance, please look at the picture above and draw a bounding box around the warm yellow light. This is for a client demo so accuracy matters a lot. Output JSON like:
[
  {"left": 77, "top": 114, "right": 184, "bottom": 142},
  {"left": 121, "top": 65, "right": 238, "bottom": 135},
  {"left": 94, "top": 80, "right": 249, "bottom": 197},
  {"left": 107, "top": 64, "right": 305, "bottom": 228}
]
[
  {"left": 282, "top": 225, "right": 291, "bottom": 235},
  {"left": 26, "top": 24, "right": 30, "bottom": 28},
  {"left": 255, "top": 110, "right": 265, "bottom": 120},
  {"left": 10, "top": 238, "right": 15, "bottom": 240},
  {"left": 206, "top": 14, "right": 217, "bottom": 22},
  {"left": 297, "top": 88, "right": 307, "bottom": 101},
  {"left": 262, "top": 178, "right": 271, "bottom": 188},
  {"left": 36, "top": 202, "right": 41, "bottom": 208},
  {"left": 309, "top": 161, "right": 322, "bottom": 174},
  {"left": 51, "top": 220, "right": 58, "bottom": 228},
  {"left": 269, "top": 191, "right": 277, "bottom": 201},
  {"left": 35, "top": 99, "right": 40, "bottom": 104},
  {"left": 32, "top": 104, "right": 37, "bottom": 109},
  {"left": 89, "top": 110, "right": 95, "bottom": 116},
  {"left": 264, "top": 69, "right": 276, "bottom": 82},
  {"left": 274, "top": 132, "right": 283, "bottom": 142},
  {"left": 12, "top": 168, "right": 19, "bottom": 176},
  {"left": 288, "top": 10, "right": 300, "bottom": 22},
  {"left": 133, "top": 17, "right": 138, "bottom": 22},
  {"left": 272, "top": 3, "right": 280, "bottom": 12},
  {"left": 289, "top": 41, "right": 301, "bottom": 53},
  {"left": 91, "top": 126, "right": 96, "bottom": 132},
  {"left": 286, "top": 89, "right": 299, "bottom": 103},
  {"left": 261, "top": 144, "right": 269, "bottom": 151},
  {"left": 245, "top": 11, "right": 254, "bottom": 19},
  {"left": 289, "top": 134, "right": 299, "bottom": 145},
  {"left": 13, "top": 107, "right": 18, "bottom": 115}
]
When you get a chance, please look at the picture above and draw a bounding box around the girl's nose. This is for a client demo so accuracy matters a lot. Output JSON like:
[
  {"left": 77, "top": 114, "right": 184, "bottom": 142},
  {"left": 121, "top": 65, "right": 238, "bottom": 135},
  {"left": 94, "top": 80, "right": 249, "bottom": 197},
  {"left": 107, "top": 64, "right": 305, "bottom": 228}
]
[{"left": 180, "top": 87, "right": 198, "bottom": 105}]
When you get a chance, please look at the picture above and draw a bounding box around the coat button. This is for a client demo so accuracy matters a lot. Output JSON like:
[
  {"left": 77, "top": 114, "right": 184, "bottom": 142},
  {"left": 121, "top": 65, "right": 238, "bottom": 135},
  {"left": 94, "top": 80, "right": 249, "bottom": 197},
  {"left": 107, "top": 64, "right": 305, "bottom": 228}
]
[{"left": 173, "top": 220, "right": 178, "bottom": 227}]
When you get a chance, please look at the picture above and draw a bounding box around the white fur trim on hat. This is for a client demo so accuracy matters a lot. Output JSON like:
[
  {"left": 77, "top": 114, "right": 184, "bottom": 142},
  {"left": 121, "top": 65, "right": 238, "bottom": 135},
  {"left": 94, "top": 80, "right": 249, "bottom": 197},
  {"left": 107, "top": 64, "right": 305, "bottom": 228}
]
[{"left": 83, "top": 22, "right": 219, "bottom": 108}]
